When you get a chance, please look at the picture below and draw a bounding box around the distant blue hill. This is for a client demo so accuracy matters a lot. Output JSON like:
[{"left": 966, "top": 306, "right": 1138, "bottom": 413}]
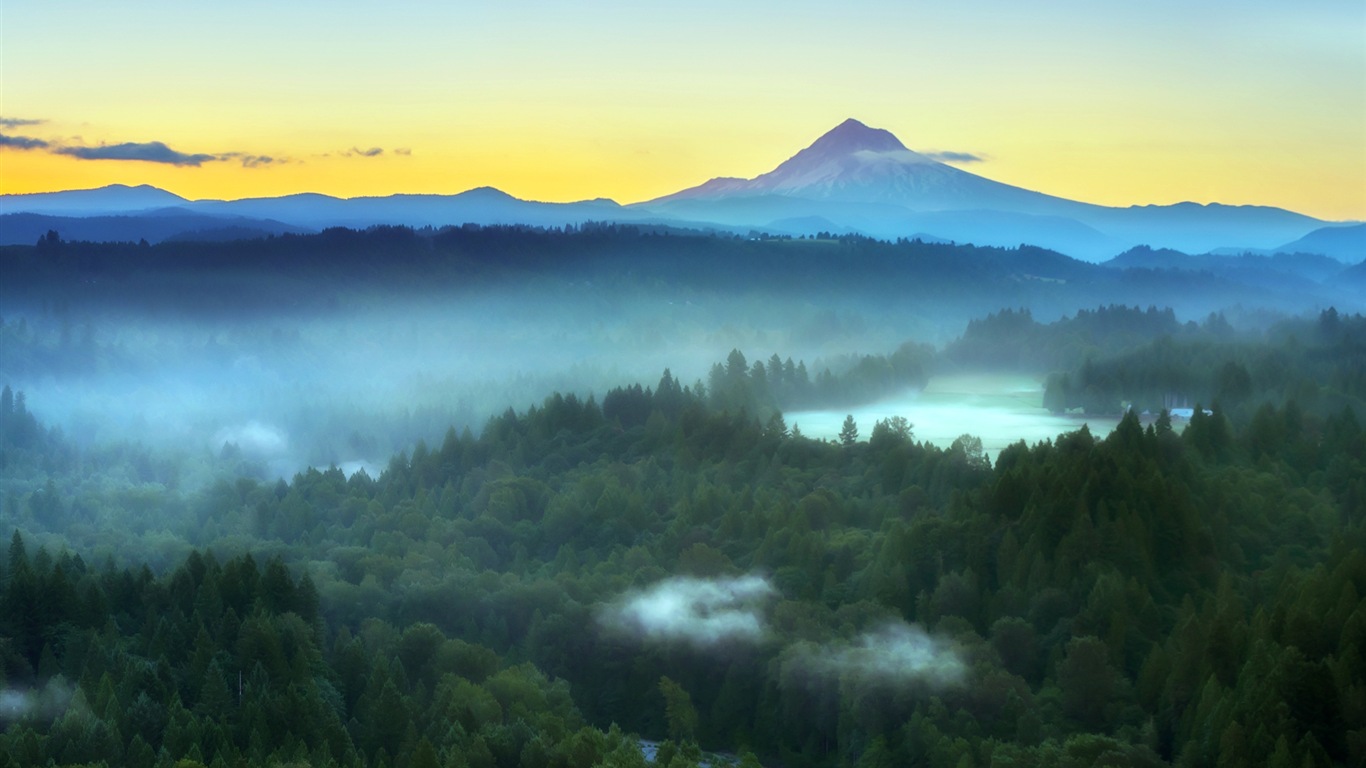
[
  {"left": 0, "top": 211, "right": 311, "bottom": 246},
  {"left": 1099, "top": 245, "right": 1361, "bottom": 309},
  {"left": 0, "top": 183, "right": 188, "bottom": 215},
  {"left": 1104, "top": 245, "right": 1346, "bottom": 281},
  {"left": 1273, "top": 223, "right": 1365, "bottom": 263},
  {"left": 1340, "top": 259, "right": 1366, "bottom": 289}
]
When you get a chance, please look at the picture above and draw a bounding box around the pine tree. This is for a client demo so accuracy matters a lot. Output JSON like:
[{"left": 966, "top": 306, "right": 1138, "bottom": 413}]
[{"left": 839, "top": 415, "right": 859, "bottom": 446}]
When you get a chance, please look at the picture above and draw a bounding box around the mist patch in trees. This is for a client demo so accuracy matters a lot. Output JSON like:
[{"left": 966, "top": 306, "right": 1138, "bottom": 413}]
[{"left": 598, "top": 575, "right": 777, "bottom": 647}]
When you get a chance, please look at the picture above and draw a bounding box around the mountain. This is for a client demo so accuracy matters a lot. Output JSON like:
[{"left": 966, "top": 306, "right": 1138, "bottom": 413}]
[
  {"left": 1079, "top": 202, "right": 1329, "bottom": 257},
  {"left": 637, "top": 120, "right": 1122, "bottom": 257},
  {"left": 0, "top": 183, "right": 189, "bottom": 215},
  {"left": 637, "top": 119, "right": 1332, "bottom": 260},
  {"left": 194, "top": 187, "right": 660, "bottom": 230},
  {"left": 0, "top": 186, "right": 657, "bottom": 244},
  {"left": 1273, "top": 223, "right": 1366, "bottom": 263},
  {"left": 648, "top": 118, "right": 1082, "bottom": 216}
]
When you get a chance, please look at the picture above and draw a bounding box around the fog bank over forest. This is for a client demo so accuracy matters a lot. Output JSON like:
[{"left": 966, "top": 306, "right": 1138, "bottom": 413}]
[
  {"left": 3, "top": 288, "right": 920, "bottom": 479},
  {"left": 2, "top": 226, "right": 1360, "bottom": 480}
]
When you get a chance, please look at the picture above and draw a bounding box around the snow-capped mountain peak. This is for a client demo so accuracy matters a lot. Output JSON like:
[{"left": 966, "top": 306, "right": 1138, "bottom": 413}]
[
  {"left": 802, "top": 118, "right": 909, "bottom": 156},
  {"left": 648, "top": 118, "right": 1040, "bottom": 210}
]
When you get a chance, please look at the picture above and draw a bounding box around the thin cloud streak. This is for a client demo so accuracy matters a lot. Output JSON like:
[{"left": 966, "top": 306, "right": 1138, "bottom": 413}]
[
  {"left": 55, "top": 141, "right": 219, "bottom": 166},
  {"left": 222, "top": 152, "right": 286, "bottom": 168},
  {"left": 924, "top": 150, "right": 986, "bottom": 164},
  {"left": 0, "top": 131, "right": 293, "bottom": 169},
  {"left": 0, "top": 117, "right": 47, "bottom": 129},
  {"left": 0, "top": 134, "right": 50, "bottom": 150}
]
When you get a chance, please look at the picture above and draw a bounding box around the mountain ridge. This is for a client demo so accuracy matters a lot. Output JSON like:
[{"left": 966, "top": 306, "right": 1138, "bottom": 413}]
[{"left": 1, "top": 119, "right": 1350, "bottom": 260}]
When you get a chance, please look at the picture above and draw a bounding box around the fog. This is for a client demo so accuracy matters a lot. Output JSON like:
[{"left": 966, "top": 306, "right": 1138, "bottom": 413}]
[
  {"left": 4, "top": 228, "right": 1342, "bottom": 493},
  {"left": 598, "top": 575, "right": 778, "bottom": 647},
  {"left": 795, "top": 621, "right": 966, "bottom": 689},
  {"left": 6, "top": 289, "right": 924, "bottom": 481},
  {"left": 598, "top": 577, "right": 965, "bottom": 693},
  {"left": 788, "top": 373, "right": 1122, "bottom": 458},
  {"left": 0, "top": 678, "right": 79, "bottom": 723}
]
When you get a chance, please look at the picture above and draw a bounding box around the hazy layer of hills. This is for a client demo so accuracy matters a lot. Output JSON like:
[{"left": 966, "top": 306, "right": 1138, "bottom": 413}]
[
  {"left": 5, "top": 225, "right": 1362, "bottom": 329},
  {"left": 1, "top": 119, "right": 1360, "bottom": 263}
]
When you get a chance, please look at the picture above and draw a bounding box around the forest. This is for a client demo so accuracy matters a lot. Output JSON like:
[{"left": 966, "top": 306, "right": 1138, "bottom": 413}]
[
  {"left": 2, "top": 311, "right": 1365, "bottom": 766},
  {"left": 1, "top": 227, "right": 1364, "bottom": 767}
]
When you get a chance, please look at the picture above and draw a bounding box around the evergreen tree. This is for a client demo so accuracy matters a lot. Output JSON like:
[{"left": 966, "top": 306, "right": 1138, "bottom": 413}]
[{"left": 839, "top": 415, "right": 859, "bottom": 446}]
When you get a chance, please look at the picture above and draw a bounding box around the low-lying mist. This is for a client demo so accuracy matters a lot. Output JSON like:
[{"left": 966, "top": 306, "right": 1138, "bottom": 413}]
[
  {"left": 787, "top": 374, "right": 1123, "bottom": 458},
  {"left": 5, "top": 226, "right": 1353, "bottom": 490},
  {"left": 4, "top": 287, "right": 925, "bottom": 481}
]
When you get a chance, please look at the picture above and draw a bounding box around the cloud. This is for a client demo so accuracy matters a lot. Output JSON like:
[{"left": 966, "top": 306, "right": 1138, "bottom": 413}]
[
  {"left": 10, "top": 135, "right": 286, "bottom": 169},
  {"left": 924, "top": 150, "right": 986, "bottom": 164},
  {"left": 0, "top": 133, "right": 50, "bottom": 150},
  {"left": 55, "top": 140, "right": 219, "bottom": 166},
  {"left": 787, "top": 621, "right": 966, "bottom": 690},
  {"left": 222, "top": 152, "right": 285, "bottom": 168},
  {"left": 598, "top": 575, "right": 778, "bottom": 646},
  {"left": 323, "top": 146, "right": 392, "bottom": 159},
  {"left": 0, "top": 117, "right": 46, "bottom": 129},
  {"left": 395, "top": 147, "right": 412, "bottom": 156}
]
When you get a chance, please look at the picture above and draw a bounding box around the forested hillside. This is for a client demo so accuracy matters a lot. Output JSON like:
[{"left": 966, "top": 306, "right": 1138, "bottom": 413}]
[
  {"left": 5, "top": 226, "right": 1360, "bottom": 325},
  {"left": 2, "top": 339, "right": 1363, "bottom": 766}
]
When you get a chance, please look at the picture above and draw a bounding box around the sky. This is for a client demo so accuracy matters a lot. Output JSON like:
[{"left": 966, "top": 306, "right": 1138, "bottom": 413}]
[{"left": 2, "top": 1, "right": 1363, "bottom": 220}]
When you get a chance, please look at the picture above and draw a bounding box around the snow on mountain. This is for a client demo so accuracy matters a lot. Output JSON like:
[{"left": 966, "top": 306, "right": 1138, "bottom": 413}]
[
  {"left": 646, "top": 118, "right": 1082, "bottom": 216},
  {"left": 639, "top": 118, "right": 1332, "bottom": 259}
]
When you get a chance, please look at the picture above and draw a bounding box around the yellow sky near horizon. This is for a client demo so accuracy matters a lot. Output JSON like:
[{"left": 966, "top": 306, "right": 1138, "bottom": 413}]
[{"left": 2, "top": 1, "right": 1363, "bottom": 220}]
